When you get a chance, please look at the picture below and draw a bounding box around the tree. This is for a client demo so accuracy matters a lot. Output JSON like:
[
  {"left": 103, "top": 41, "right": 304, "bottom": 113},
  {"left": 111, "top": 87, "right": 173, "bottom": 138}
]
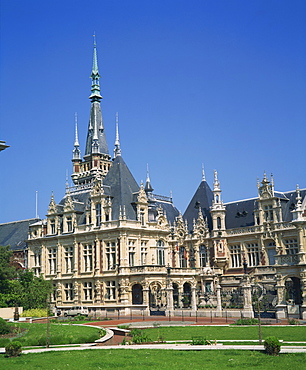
[{"left": 0, "top": 246, "right": 52, "bottom": 309}]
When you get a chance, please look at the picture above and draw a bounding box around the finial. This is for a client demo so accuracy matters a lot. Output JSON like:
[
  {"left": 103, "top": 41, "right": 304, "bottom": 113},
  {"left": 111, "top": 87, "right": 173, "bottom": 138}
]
[
  {"left": 74, "top": 113, "right": 79, "bottom": 146},
  {"left": 65, "top": 170, "right": 69, "bottom": 192},
  {"left": 145, "top": 163, "right": 154, "bottom": 193},
  {"left": 214, "top": 170, "right": 219, "bottom": 185},
  {"left": 73, "top": 113, "right": 81, "bottom": 160},
  {"left": 114, "top": 112, "right": 121, "bottom": 157},
  {"left": 296, "top": 184, "right": 302, "bottom": 204},
  {"left": 146, "top": 163, "right": 150, "bottom": 182},
  {"left": 93, "top": 32, "right": 96, "bottom": 46},
  {"left": 202, "top": 163, "right": 206, "bottom": 181}
]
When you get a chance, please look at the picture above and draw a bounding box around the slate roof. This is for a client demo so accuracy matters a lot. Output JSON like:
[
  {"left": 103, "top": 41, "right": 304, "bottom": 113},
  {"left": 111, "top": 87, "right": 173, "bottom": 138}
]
[
  {"left": 183, "top": 180, "right": 306, "bottom": 231},
  {"left": 85, "top": 102, "right": 109, "bottom": 156},
  {"left": 183, "top": 180, "right": 214, "bottom": 231},
  {"left": 0, "top": 218, "right": 40, "bottom": 251},
  {"left": 225, "top": 198, "right": 257, "bottom": 229},
  {"left": 103, "top": 155, "right": 139, "bottom": 220},
  {"left": 224, "top": 188, "right": 306, "bottom": 229}
]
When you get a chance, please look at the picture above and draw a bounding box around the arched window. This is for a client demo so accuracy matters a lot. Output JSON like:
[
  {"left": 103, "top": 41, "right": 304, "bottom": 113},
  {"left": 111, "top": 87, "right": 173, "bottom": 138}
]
[
  {"left": 217, "top": 217, "right": 221, "bottom": 229},
  {"left": 132, "top": 284, "right": 143, "bottom": 304}
]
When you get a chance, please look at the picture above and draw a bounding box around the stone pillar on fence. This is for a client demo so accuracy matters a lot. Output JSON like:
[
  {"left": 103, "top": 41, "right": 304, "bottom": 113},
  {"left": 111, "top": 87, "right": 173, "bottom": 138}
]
[
  {"left": 215, "top": 284, "right": 222, "bottom": 317},
  {"left": 191, "top": 286, "right": 197, "bottom": 311},
  {"left": 241, "top": 275, "right": 254, "bottom": 318},
  {"left": 166, "top": 286, "right": 174, "bottom": 313},
  {"left": 143, "top": 288, "right": 150, "bottom": 315},
  {"left": 275, "top": 275, "right": 287, "bottom": 319}
]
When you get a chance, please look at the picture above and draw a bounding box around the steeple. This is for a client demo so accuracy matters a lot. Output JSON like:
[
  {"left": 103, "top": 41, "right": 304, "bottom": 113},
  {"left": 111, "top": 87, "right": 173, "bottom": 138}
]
[
  {"left": 89, "top": 34, "right": 102, "bottom": 101},
  {"left": 85, "top": 36, "right": 109, "bottom": 157},
  {"left": 114, "top": 112, "right": 121, "bottom": 158},
  {"left": 71, "top": 37, "right": 112, "bottom": 186}
]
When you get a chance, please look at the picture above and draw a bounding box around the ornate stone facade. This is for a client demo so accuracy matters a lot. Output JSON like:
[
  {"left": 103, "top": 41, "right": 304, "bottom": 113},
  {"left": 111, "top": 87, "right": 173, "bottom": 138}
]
[{"left": 27, "top": 43, "right": 306, "bottom": 319}]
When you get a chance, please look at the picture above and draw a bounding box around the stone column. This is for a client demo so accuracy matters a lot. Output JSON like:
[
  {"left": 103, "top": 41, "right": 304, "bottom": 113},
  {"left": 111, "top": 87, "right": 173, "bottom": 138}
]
[
  {"left": 191, "top": 286, "right": 197, "bottom": 311},
  {"left": 275, "top": 279, "right": 287, "bottom": 319},
  {"left": 166, "top": 286, "right": 174, "bottom": 313},
  {"left": 216, "top": 284, "right": 222, "bottom": 317},
  {"left": 300, "top": 273, "right": 306, "bottom": 320},
  {"left": 241, "top": 276, "right": 254, "bottom": 318}
]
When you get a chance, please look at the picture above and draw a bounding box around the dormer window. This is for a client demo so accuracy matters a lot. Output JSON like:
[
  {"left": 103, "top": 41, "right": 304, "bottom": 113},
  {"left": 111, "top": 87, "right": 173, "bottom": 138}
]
[
  {"left": 140, "top": 208, "right": 145, "bottom": 226},
  {"left": 50, "top": 219, "right": 56, "bottom": 234},
  {"left": 96, "top": 203, "right": 101, "bottom": 226},
  {"left": 67, "top": 216, "right": 72, "bottom": 232},
  {"left": 264, "top": 205, "right": 273, "bottom": 221}
]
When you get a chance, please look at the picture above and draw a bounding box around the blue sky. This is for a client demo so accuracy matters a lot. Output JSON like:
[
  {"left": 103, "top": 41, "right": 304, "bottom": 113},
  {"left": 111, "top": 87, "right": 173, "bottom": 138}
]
[{"left": 1, "top": 0, "right": 305, "bottom": 224}]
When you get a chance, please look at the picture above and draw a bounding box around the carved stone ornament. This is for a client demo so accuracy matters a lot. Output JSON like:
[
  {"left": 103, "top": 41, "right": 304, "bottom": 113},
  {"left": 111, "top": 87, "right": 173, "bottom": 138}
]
[
  {"left": 48, "top": 194, "right": 57, "bottom": 215},
  {"left": 137, "top": 184, "right": 148, "bottom": 204},
  {"left": 64, "top": 194, "right": 74, "bottom": 212},
  {"left": 91, "top": 176, "right": 104, "bottom": 196}
]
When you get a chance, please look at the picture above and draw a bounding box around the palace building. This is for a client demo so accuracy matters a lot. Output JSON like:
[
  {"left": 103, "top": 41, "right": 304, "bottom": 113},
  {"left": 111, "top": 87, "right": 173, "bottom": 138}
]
[{"left": 26, "top": 42, "right": 306, "bottom": 320}]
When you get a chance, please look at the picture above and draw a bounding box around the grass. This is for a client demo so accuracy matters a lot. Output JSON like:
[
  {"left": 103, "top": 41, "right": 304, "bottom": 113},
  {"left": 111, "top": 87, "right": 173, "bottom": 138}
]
[
  {"left": 142, "top": 326, "right": 306, "bottom": 342},
  {"left": 0, "top": 349, "right": 306, "bottom": 369},
  {"left": 2, "top": 323, "right": 102, "bottom": 346}
]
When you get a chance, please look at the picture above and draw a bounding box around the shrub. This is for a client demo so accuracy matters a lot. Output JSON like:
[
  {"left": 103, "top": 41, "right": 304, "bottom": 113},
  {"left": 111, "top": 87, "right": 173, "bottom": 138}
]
[
  {"left": 191, "top": 337, "right": 214, "bottom": 345},
  {"left": 264, "top": 336, "right": 281, "bottom": 356},
  {"left": 234, "top": 318, "right": 259, "bottom": 326},
  {"left": 5, "top": 341, "right": 22, "bottom": 357},
  {"left": 130, "top": 329, "right": 151, "bottom": 344},
  {"left": 21, "top": 308, "right": 48, "bottom": 317},
  {"left": 118, "top": 325, "right": 130, "bottom": 329},
  {"left": 288, "top": 318, "right": 299, "bottom": 325},
  {"left": 0, "top": 317, "right": 10, "bottom": 334}
]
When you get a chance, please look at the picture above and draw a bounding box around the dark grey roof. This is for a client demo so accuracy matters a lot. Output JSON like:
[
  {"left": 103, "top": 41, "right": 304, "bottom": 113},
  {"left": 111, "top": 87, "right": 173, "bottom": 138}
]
[
  {"left": 281, "top": 189, "right": 306, "bottom": 222},
  {"left": 85, "top": 102, "right": 109, "bottom": 156},
  {"left": 104, "top": 156, "right": 139, "bottom": 220},
  {"left": 155, "top": 200, "right": 180, "bottom": 225},
  {"left": 224, "top": 188, "right": 306, "bottom": 229},
  {"left": 183, "top": 180, "right": 214, "bottom": 231},
  {"left": 225, "top": 198, "right": 257, "bottom": 229},
  {"left": 0, "top": 218, "right": 40, "bottom": 251}
]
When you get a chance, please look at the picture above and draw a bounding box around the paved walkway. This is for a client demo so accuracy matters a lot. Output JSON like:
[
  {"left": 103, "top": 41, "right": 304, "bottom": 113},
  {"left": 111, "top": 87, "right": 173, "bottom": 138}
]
[{"left": 1, "top": 343, "right": 304, "bottom": 354}]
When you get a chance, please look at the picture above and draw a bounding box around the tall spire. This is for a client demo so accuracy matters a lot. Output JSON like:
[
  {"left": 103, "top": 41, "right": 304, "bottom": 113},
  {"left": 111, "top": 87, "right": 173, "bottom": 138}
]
[
  {"left": 114, "top": 112, "right": 121, "bottom": 158},
  {"left": 89, "top": 34, "right": 102, "bottom": 101},
  {"left": 85, "top": 36, "right": 109, "bottom": 157},
  {"left": 72, "top": 113, "right": 81, "bottom": 160}
]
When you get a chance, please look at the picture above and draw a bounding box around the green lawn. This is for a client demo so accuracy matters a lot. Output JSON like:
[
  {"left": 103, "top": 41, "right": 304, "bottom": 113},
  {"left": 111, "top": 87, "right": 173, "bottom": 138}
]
[
  {"left": 142, "top": 325, "right": 306, "bottom": 342},
  {"left": 1, "top": 323, "right": 102, "bottom": 346},
  {"left": 1, "top": 349, "right": 306, "bottom": 370}
]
